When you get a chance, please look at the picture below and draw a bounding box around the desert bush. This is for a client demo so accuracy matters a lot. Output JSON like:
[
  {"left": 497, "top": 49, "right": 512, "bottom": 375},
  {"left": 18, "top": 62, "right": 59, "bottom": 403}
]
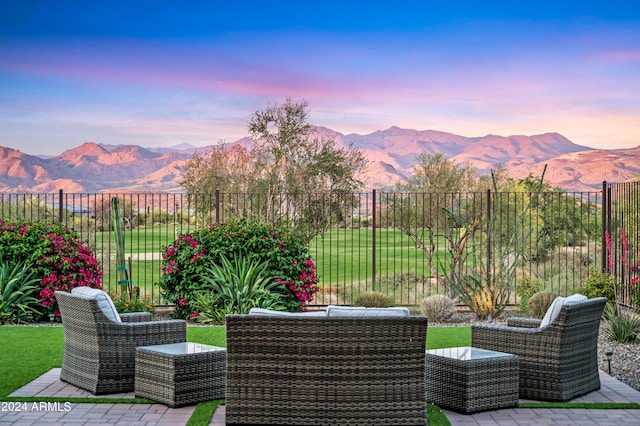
[
  {"left": 0, "top": 219, "right": 102, "bottom": 319},
  {"left": 420, "top": 294, "right": 456, "bottom": 323},
  {"left": 0, "top": 259, "right": 41, "bottom": 324},
  {"left": 109, "top": 293, "right": 155, "bottom": 314},
  {"left": 529, "top": 291, "right": 557, "bottom": 319},
  {"left": 354, "top": 291, "right": 394, "bottom": 307},
  {"left": 158, "top": 219, "right": 319, "bottom": 319},
  {"left": 602, "top": 303, "right": 640, "bottom": 343},
  {"left": 515, "top": 276, "right": 543, "bottom": 315},
  {"left": 580, "top": 267, "right": 616, "bottom": 301}
]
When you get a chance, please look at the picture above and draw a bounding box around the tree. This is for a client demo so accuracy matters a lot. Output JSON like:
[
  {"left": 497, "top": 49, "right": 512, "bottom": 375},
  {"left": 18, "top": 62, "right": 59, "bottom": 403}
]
[{"left": 180, "top": 98, "right": 368, "bottom": 241}]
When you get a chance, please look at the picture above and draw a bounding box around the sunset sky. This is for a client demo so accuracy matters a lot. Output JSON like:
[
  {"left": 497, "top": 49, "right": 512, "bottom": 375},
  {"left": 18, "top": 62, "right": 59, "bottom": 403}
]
[{"left": 1, "top": 1, "right": 639, "bottom": 155}]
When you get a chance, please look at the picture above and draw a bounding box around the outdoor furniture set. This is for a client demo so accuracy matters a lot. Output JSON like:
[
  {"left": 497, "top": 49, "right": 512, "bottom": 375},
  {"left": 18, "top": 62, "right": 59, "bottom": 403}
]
[{"left": 55, "top": 288, "right": 608, "bottom": 422}]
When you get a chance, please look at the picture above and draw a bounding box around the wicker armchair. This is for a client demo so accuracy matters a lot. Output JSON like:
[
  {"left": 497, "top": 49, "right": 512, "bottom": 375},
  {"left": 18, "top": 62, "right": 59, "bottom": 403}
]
[
  {"left": 225, "top": 315, "right": 428, "bottom": 425},
  {"left": 55, "top": 291, "right": 187, "bottom": 394},
  {"left": 471, "top": 297, "right": 607, "bottom": 401}
]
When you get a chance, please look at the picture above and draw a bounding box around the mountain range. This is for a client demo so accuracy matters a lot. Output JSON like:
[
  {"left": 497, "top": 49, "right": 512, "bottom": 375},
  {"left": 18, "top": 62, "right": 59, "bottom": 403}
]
[{"left": 1, "top": 127, "right": 638, "bottom": 193}]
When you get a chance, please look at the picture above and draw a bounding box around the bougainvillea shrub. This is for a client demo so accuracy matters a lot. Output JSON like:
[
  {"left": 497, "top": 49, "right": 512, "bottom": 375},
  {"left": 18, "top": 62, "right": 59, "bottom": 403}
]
[
  {"left": 0, "top": 219, "right": 102, "bottom": 318},
  {"left": 158, "top": 219, "right": 319, "bottom": 319}
]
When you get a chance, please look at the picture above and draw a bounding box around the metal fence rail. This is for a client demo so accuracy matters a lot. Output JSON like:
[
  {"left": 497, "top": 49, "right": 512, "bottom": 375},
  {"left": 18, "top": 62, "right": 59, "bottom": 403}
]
[{"left": 0, "top": 185, "right": 633, "bottom": 309}]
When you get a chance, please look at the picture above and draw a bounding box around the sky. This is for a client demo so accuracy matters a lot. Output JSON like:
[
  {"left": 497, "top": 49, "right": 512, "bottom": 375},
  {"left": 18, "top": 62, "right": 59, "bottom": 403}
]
[{"left": 1, "top": 1, "right": 639, "bottom": 156}]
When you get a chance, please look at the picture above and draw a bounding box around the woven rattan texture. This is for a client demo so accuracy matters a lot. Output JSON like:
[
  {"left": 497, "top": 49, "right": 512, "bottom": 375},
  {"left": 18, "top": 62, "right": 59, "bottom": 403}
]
[
  {"left": 225, "top": 315, "right": 428, "bottom": 425},
  {"left": 472, "top": 297, "right": 607, "bottom": 401},
  {"left": 425, "top": 349, "right": 519, "bottom": 414},
  {"left": 55, "top": 291, "right": 187, "bottom": 394},
  {"left": 135, "top": 344, "right": 226, "bottom": 407}
]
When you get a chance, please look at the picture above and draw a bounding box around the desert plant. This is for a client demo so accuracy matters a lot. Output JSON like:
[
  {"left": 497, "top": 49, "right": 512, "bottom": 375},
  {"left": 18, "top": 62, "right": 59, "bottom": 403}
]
[
  {"left": 420, "top": 294, "right": 455, "bottom": 322},
  {"left": 191, "top": 253, "right": 286, "bottom": 323},
  {"left": 581, "top": 267, "right": 616, "bottom": 301},
  {"left": 354, "top": 291, "right": 394, "bottom": 307},
  {"left": 111, "top": 197, "right": 138, "bottom": 301},
  {"left": 445, "top": 167, "right": 547, "bottom": 320},
  {"left": 602, "top": 303, "right": 640, "bottom": 343},
  {"left": 0, "top": 259, "right": 41, "bottom": 324},
  {"left": 528, "top": 291, "right": 557, "bottom": 319},
  {"left": 515, "top": 276, "right": 543, "bottom": 315}
]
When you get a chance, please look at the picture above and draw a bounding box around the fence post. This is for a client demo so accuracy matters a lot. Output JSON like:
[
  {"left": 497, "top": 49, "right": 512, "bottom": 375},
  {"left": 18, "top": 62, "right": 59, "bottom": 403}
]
[
  {"left": 372, "top": 189, "right": 376, "bottom": 291},
  {"left": 58, "top": 189, "right": 63, "bottom": 223},
  {"left": 601, "top": 181, "right": 608, "bottom": 273},
  {"left": 486, "top": 189, "right": 492, "bottom": 288},
  {"left": 215, "top": 189, "right": 220, "bottom": 224}
]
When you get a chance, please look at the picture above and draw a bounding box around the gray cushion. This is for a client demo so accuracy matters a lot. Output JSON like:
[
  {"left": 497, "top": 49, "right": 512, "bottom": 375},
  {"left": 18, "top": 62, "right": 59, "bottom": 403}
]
[
  {"left": 326, "top": 305, "right": 410, "bottom": 318},
  {"left": 248, "top": 307, "right": 327, "bottom": 317},
  {"left": 71, "top": 287, "right": 121, "bottom": 323}
]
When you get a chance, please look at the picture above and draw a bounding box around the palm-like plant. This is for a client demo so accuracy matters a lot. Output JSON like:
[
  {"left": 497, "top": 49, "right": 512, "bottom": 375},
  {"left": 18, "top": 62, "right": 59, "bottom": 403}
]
[
  {"left": 193, "top": 254, "right": 285, "bottom": 323},
  {"left": 0, "top": 259, "right": 41, "bottom": 324}
]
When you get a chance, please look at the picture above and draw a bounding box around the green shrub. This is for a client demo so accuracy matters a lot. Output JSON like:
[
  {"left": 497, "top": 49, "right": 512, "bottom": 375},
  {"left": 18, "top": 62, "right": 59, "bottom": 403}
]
[
  {"left": 0, "top": 219, "right": 102, "bottom": 319},
  {"left": 109, "top": 293, "right": 156, "bottom": 314},
  {"left": 158, "top": 219, "right": 319, "bottom": 319},
  {"left": 191, "top": 254, "right": 286, "bottom": 323},
  {"left": 420, "top": 294, "right": 456, "bottom": 323},
  {"left": 580, "top": 267, "right": 616, "bottom": 301},
  {"left": 528, "top": 291, "right": 557, "bottom": 319},
  {"left": 515, "top": 276, "right": 543, "bottom": 315},
  {"left": 354, "top": 291, "right": 394, "bottom": 307},
  {"left": 602, "top": 303, "right": 640, "bottom": 343},
  {"left": 0, "top": 259, "right": 41, "bottom": 324}
]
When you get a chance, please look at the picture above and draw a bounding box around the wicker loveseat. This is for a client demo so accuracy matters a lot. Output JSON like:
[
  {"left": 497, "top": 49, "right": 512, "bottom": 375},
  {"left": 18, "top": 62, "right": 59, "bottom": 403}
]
[
  {"left": 471, "top": 296, "right": 607, "bottom": 401},
  {"left": 55, "top": 290, "right": 187, "bottom": 394},
  {"left": 225, "top": 307, "right": 429, "bottom": 425}
]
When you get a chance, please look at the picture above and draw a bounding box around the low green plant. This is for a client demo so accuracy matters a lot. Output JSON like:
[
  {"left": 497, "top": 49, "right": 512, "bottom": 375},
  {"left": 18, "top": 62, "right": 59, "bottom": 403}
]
[
  {"left": 354, "top": 291, "right": 394, "bottom": 307},
  {"left": 109, "top": 293, "right": 155, "bottom": 314},
  {"left": 0, "top": 259, "right": 42, "bottom": 324},
  {"left": 528, "top": 291, "right": 557, "bottom": 319},
  {"left": 191, "top": 254, "right": 286, "bottom": 323},
  {"left": 516, "top": 276, "right": 543, "bottom": 315},
  {"left": 602, "top": 303, "right": 640, "bottom": 343},
  {"left": 581, "top": 267, "right": 616, "bottom": 301},
  {"left": 420, "top": 294, "right": 456, "bottom": 322}
]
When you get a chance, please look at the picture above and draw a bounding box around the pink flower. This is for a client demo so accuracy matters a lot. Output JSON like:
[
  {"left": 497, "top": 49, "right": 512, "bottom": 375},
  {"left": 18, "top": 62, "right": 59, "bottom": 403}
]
[{"left": 189, "top": 311, "right": 199, "bottom": 319}]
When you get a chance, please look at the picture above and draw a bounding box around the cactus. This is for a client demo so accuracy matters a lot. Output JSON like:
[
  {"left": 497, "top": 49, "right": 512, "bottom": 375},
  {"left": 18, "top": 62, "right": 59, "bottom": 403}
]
[{"left": 529, "top": 291, "right": 557, "bottom": 319}]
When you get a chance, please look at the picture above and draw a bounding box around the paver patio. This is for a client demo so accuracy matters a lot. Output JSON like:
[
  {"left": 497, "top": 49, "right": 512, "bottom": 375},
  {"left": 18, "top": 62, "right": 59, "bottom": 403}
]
[{"left": 1, "top": 368, "right": 639, "bottom": 425}]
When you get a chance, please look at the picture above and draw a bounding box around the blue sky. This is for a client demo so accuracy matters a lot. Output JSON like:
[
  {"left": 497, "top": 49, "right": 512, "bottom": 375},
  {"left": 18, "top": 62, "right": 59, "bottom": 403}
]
[{"left": 1, "top": 1, "right": 639, "bottom": 155}]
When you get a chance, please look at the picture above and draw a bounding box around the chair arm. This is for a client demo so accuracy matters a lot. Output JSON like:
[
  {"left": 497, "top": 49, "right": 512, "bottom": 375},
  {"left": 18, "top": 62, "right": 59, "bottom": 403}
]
[
  {"left": 106, "top": 319, "right": 187, "bottom": 346},
  {"left": 506, "top": 317, "right": 542, "bottom": 328},
  {"left": 471, "top": 323, "right": 543, "bottom": 355},
  {"left": 120, "top": 312, "right": 153, "bottom": 322}
]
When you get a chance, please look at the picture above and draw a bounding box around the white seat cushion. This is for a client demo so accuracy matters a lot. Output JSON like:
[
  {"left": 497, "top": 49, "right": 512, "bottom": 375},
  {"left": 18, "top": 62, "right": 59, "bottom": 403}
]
[
  {"left": 326, "top": 305, "right": 410, "bottom": 318},
  {"left": 71, "top": 287, "right": 121, "bottom": 323},
  {"left": 540, "top": 294, "right": 587, "bottom": 327},
  {"left": 248, "top": 307, "right": 327, "bottom": 317}
]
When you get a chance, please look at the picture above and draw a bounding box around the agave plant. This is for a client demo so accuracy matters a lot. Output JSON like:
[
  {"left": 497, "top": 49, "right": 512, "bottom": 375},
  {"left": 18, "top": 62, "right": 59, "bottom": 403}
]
[
  {"left": 195, "top": 253, "right": 285, "bottom": 322},
  {"left": 0, "top": 259, "right": 42, "bottom": 324}
]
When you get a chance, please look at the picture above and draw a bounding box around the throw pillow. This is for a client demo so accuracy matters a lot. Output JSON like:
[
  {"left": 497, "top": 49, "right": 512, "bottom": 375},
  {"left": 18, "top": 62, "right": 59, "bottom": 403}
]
[
  {"left": 540, "top": 293, "right": 588, "bottom": 327},
  {"left": 326, "top": 305, "right": 410, "bottom": 318},
  {"left": 71, "top": 287, "right": 121, "bottom": 323},
  {"left": 248, "top": 307, "right": 327, "bottom": 317}
]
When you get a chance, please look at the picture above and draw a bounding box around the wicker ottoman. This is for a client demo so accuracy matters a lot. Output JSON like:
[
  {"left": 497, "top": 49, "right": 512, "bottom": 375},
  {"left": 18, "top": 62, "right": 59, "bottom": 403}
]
[
  {"left": 135, "top": 342, "right": 226, "bottom": 407},
  {"left": 425, "top": 346, "right": 518, "bottom": 414}
]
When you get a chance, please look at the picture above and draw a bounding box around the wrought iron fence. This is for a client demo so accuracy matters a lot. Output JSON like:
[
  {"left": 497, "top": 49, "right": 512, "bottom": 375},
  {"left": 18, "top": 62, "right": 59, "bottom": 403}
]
[{"left": 1, "top": 186, "right": 624, "bottom": 310}]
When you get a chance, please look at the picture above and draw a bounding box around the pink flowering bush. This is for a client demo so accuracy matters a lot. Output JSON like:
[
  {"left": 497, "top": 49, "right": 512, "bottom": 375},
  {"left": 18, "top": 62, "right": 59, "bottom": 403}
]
[
  {"left": 0, "top": 219, "right": 102, "bottom": 319},
  {"left": 159, "top": 219, "right": 319, "bottom": 319}
]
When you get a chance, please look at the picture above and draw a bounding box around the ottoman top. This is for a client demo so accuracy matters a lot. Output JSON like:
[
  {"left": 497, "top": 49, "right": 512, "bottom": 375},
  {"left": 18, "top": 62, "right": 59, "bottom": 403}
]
[
  {"left": 426, "top": 346, "right": 515, "bottom": 361},
  {"left": 137, "top": 342, "right": 225, "bottom": 356}
]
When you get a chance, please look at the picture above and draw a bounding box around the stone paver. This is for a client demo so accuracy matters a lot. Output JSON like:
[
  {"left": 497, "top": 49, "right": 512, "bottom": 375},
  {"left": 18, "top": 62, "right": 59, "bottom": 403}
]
[{"left": 1, "top": 368, "right": 639, "bottom": 425}]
